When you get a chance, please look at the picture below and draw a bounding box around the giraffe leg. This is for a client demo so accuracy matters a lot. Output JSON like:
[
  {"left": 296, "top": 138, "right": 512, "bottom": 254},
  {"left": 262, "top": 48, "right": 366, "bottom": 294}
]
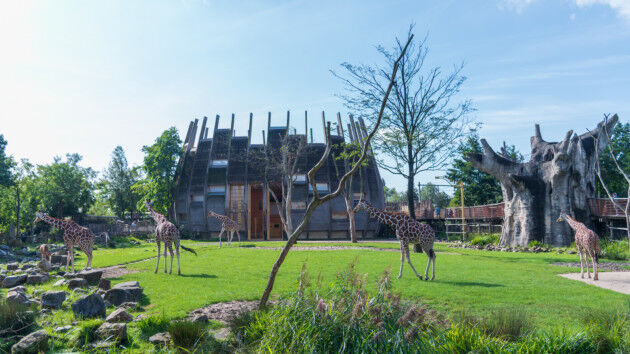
[
  {"left": 71, "top": 246, "right": 76, "bottom": 273},
  {"left": 237, "top": 231, "right": 241, "bottom": 247},
  {"left": 405, "top": 244, "right": 422, "bottom": 279},
  {"left": 591, "top": 251, "right": 598, "bottom": 280},
  {"left": 430, "top": 251, "right": 436, "bottom": 281},
  {"left": 164, "top": 242, "right": 168, "bottom": 273},
  {"left": 218, "top": 229, "right": 224, "bottom": 248},
  {"left": 176, "top": 242, "right": 181, "bottom": 276},
  {"left": 168, "top": 243, "right": 174, "bottom": 274},
  {"left": 577, "top": 246, "right": 585, "bottom": 278},
  {"left": 228, "top": 231, "right": 233, "bottom": 247},
  {"left": 65, "top": 246, "right": 71, "bottom": 273},
  {"left": 155, "top": 241, "right": 161, "bottom": 274},
  {"left": 85, "top": 249, "right": 92, "bottom": 270},
  {"left": 398, "top": 243, "right": 405, "bottom": 279}
]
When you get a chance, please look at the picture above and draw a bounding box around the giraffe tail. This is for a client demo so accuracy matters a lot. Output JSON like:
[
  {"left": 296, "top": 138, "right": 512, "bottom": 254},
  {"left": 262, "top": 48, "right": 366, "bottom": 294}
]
[{"left": 180, "top": 245, "right": 198, "bottom": 256}]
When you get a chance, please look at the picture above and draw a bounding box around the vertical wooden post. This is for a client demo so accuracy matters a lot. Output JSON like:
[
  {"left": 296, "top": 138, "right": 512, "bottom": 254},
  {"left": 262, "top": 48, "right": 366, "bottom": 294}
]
[
  {"left": 310, "top": 128, "right": 314, "bottom": 143},
  {"left": 198, "top": 116, "right": 208, "bottom": 146},
  {"left": 336, "top": 112, "right": 344, "bottom": 137},
  {"left": 286, "top": 110, "right": 290, "bottom": 132},
  {"left": 304, "top": 111, "right": 308, "bottom": 142}
]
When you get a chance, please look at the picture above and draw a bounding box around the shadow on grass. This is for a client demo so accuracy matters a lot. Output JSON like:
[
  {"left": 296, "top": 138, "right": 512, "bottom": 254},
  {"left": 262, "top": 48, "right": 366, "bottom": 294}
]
[
  {"left": 178, "top": 273, "right": 217, "bottom": 279},
  {"left": 440, "top": 280, "right": 504, "bottom": 288}
]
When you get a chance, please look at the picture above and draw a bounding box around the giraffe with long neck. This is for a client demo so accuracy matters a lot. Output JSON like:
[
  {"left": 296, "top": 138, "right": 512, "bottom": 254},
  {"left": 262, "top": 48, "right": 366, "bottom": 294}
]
[
  {"left": 557, "top": 211, "right": 600, "bottom": 280},
  {"left": 144, "top": 201, "right": 197, "bottom": 275},
  {"left": 208, "top": 210, "right": 240, "bottom": 247},
  {"left": 34, "top": 212, "right": 94, "bottom": 273},
  {"left": 354, "top": 200, "right": 436, "bottom": 280}
]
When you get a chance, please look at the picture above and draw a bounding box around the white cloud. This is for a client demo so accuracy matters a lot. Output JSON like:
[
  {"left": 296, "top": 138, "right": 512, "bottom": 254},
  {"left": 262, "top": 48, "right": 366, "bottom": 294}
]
[
  {"left": 497, "top": 0, "right": 536, "bottom": 13},
  {"left": 575, "top": 0, "right": 630, "bottom": 20}
]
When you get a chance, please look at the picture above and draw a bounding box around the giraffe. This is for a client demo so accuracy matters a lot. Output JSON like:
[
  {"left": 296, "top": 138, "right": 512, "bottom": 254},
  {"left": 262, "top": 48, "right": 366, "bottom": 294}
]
[
  {"left": 39, "top": 244, "right": 51, "bottom": 262},
  {"left": 557, "top": 211, "right": 600, "bottom": 280},
  {"left": 144, "top": 201, "right": 197, "bottom": 275},
  {"left": 33, "top": 212, "right": 94, "bottom": 273},
  {"left": 208, "top": 210, "right": 240, "bottom": 247},
  {"left": 354, "top": 200, "right": 436, "bottom": 280}
]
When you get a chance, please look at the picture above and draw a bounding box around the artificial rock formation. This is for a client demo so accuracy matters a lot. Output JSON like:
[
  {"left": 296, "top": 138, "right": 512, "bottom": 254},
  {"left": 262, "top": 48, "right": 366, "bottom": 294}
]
[{"left": 467, "top": 115, "right": 618, "bottom": 246}]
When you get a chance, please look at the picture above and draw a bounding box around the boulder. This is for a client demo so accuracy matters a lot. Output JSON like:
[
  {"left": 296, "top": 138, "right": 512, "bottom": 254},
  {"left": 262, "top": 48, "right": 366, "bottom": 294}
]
[
  {"left": 98, "top": 278, "right": 111, "bottom": 290},
  {"left": 9, "top": 286, "right": 27, "bottom": 293},
  {"left": 190, "top": 314, "right": 208, "bottom": 323},
  {"left": 105, "top": 308, "right": 134, "bottom": 323},
  {"left": 26, "top": 274, "right": 48, "bottom": 285},
  {"left": 6, "top": 291, "right": 31, "bottom": 306},
  {"left": 149, "top": 332, "right": 171, "bottom": 346},
  {"left": 77, "top": 269, "right": 103, "bottom": 285},
  {"left": 21, "top": 264, "right": 34, "bottom": 270},
  {"left": 37, "top": 259, "right": 52, "bottom": 272},
  {"left": 118, "top": 302, "right": 139, "bottom": 310},
  {"left": 54, "top": 325, "right": 72, "bottom": 333},
  {"left": 41, "top": 291, "right": 66, "bottom": 309},
  {"left": 2, "top": 274, "right": 27, "bottom": 288},
  {"left": 11, "top": 329, "right": 48, "bottom": 354},
  {"left": 71, "top": 293, "right": 106, "bottom": 319},
  {"left": 53, "top": 279, "right": 67, "bottom": 287},
  {"left": 50, "top": 254, "right": 67, "bottom": 265},
  {"left": 7, "top": 263, "right": 19, "bottom": 271},
  {"left": 104, "top": 282, "right": 143, "bottom": 306},
  {"left": 96, "top": 322, "right": 127, "bottom": 343},
  {"left": 68, "top": 278, "right": 87, "bottom": 290}
]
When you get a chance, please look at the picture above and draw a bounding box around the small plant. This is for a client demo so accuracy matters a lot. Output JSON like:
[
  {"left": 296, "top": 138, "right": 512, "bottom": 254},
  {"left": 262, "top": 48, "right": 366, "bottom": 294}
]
[
  {"left": 137, "top": 313, "right": 169, "bottom": 338},
  {"left": 601, "top": 240, "right": 629, "bottom": 261},
  {"left": 71, "top": 319, "right": 103, "bottom": 347},
  {"left": 527, "top": 240, "right": 551, "bottom": 249},
  {"left": 0, "top": 301, "right": 37, "bottom": 351},
  {"left": 580, "top": 302, "right": 630, "bottom": 353},
  {"left": 167, "top": 319, "right": 207, "bottom": 350},
  {"left": 481, "top": 307, "right": 532, "bottom": 341},
  {"left": 470, "top": 234, "right": 500, "bottom": 246}
]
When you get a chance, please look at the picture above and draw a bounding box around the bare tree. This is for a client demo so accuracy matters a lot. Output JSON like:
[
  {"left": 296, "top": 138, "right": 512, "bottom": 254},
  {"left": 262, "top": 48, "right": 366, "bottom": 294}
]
[
  {"left": 259, "top": 34, "right": 413, "bottom": 308},
  {"left": 593, "top": 114, "right": 629, "bottom": 253},
  {"left": 333, "top": 25, "right": 476, "bottom": 230}
]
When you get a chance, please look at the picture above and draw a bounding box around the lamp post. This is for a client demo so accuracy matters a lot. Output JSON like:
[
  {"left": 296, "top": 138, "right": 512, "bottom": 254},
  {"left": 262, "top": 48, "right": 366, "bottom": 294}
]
[{"left": 436, "top": 177, "right": 466, "bottom": 241}]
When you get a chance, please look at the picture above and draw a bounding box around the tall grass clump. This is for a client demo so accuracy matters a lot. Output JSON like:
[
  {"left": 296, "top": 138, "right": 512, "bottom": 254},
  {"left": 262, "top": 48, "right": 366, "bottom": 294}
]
[
  {"left": 600, "top": 240, "right": 629, "bottom": 261},
  {"left": 470, "top": 233, "right": 500, "bottom": 246},
  {"left": 580, "top": 301, "right": 630, "bottom": 353},
  {"left": 167, "top": 319, "right": 207, "bottom": 351},
  {"left": 0, "top": 301, "right": 37, "bottom": 352},
  {"left": 481, "top": 307, "right": 533, "bottom": 341},
  {"left": 137, "top": 313, "right": 169, "bottom": 338},
  {"left": 70, "top": 319, "right": 103, "bottom": 348}
]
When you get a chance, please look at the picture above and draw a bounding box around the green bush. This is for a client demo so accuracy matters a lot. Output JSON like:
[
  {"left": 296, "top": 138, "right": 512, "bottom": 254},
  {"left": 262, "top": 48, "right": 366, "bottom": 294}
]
[
  {"left": 481, "top": 308, "right": 532, "bottom": 341},
  {"left": 527, "top": 240, "right": 551, "bottom": 249},
  {"left": 167, "top": 319, "right": 207, "bottom": 350},
  {"left": 601, "top": 240, "right": 629, "bottom": 261},
  {"left": 71, "top": 319, "right": 103, "bottom": 348},
  {"left": 137, "top": 313, "right": 169, "bottom": 338},
  {"left": 470, "top": 234, "right": 500, "bottom": 246},
  {"left": 580, "top": 302, "right": 630, "bottom": 353}
]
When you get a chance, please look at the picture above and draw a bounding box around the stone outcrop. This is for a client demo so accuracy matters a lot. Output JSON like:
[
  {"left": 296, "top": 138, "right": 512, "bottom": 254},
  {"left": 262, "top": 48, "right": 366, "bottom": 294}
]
[{"left": 71, "top": 293, "right": 106, "bottom": 319}]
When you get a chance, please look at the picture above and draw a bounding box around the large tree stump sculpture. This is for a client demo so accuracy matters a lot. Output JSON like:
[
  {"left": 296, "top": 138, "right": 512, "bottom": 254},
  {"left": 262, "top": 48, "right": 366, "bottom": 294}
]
[{"left": 466, "top": 115, "right": 618, "bottom": 246}]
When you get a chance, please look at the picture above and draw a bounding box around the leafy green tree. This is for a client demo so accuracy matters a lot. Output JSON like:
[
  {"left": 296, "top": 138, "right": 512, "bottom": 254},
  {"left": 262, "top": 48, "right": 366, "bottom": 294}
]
[
  {"left": 101, "top": 146, "right": 141, "bottom": 218},
  {"left": 598, "top": 121, "right": 630, "bottom": 197},
  {"left": 35, "top": 153, "right": 96, "bottom": 217},
  {"left": 0, "top": 135, "right": 13, "bottom": 187},
  {"left": 133, "top": 127, "right": 182, "bottom": 216},
  {"left": 446, "top": 135, "right": 522, "bottom": 206},
  {"left": 418, "top": 182, "right": 450, "bottom": 208}
]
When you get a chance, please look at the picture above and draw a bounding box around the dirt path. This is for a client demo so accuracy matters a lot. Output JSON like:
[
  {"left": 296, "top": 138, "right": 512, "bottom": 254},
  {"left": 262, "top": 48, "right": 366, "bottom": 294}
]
[
  {"left": 559, "top": 272, "right": 630, "bottom": 295},
  {"left": 552, "top": 262, "right": 630, "bottom": 272}
]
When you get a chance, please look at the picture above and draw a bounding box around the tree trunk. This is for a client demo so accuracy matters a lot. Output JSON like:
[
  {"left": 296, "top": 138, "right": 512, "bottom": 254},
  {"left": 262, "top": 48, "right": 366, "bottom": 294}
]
[
  {"left": 345, "top": 195, "right": 357, "bottom": 243},
  {"left": 467, "top": 116, "right": 618, "bottom": 246}
]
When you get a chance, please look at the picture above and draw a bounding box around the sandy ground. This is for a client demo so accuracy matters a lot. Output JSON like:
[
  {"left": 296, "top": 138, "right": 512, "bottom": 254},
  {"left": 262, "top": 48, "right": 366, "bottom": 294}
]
[{"left": 559, "top": 272, "right": 630, "bottom": 295}]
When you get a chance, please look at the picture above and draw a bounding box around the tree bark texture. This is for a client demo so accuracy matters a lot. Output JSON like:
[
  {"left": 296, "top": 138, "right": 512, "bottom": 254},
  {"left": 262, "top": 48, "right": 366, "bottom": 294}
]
[{"left": 467, "top": 115, "right": 618, "bottom": 246}]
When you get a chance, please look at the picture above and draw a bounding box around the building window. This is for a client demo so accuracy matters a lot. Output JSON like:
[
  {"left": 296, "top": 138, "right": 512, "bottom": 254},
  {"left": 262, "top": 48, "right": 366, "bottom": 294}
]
[
  {"left": 291, "top": 201, "right": 306, "bottom": 209},
  {"left": 332, "top": 211, "right": 348, "bottom": 219},
  {"left": 208, "top": 185, "right": 226, "bottom": 194},
  {"left": 210, "top": 160, "right": 228, "bottom": 168},
  {"left": 308, "top": 183, "right": 329, "bottom": 194},
  {"left": 293, "top": 174, "right": 307, "bottom": 184}
]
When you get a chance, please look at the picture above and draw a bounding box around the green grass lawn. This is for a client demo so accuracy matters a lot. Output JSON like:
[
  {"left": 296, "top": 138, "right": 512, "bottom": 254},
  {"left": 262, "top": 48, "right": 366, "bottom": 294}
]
[{"left": 55, "top": 240, "right": 628, "bottom": 330}]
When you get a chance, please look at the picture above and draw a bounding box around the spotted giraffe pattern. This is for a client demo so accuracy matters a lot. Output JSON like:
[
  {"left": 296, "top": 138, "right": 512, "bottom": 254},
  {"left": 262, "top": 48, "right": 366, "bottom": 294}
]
[
  {"left": 557, "top": 211, "right": 600, "bottom": 280},
  {"left": 39, "top": 244, "right": 51, "bottom": 262},
  {"left": 34, "top": 212, "right": 94, "bottom": 273},
  {"left": 354, "top": 200, "right": 436, "bottom": 280},
  {"left": 145, "top": 201, "right": 196, "bottom": 275},
  {"left": 208, "top": 210, "right": 241, "bottom": 247}
]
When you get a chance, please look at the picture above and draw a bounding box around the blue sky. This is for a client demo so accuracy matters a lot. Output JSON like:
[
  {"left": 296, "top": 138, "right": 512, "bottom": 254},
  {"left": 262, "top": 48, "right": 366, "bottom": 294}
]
[{"left": 1, "top": 0, "right": 628, "bottom": 193}]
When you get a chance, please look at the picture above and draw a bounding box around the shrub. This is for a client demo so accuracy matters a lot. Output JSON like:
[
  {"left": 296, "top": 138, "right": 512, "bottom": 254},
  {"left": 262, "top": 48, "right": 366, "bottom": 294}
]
[
  {"left": 71, "top": 319, "right": 103, "bottom": 347},
  {"left": 527, "top": 240, "right": 551, "bottom": 249},
  {"left": 481, "top": 307, "right": 532, "bottom": 341},
  {"left": 167, "top": 319, "right": 207, "bottom": 350},
  {"left": 137, "top": 313, "right": 169, "bottom": 338},
  {"left": 0, "top": 301, "right": 37, "bottom": 351},
  {"left": 470, "top": 234, "right": 500, "bottom": 246},
  {"left": 601, "top": 240, "right": 629, "bottom": 261},
  {"left": 580, "top": 302, "right": 630, "bottom": 353}
]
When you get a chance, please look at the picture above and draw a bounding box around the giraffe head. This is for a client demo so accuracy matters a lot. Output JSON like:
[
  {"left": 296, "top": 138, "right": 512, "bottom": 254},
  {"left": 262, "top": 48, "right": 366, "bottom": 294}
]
[
  {"left": 144, "top": 200, "right": 152, "bottom": 209},
  {"left": 353, "top": 199, "right": 369, "bottom": 213},
  {"left": 34, "top": 212, "right": 45, "bottom": 224},
  {"left": 208, "top": 210, "right": 217, "bottom": 218},
  {"left": 556, "top": 211, "right": 568, "bottom": 223}
]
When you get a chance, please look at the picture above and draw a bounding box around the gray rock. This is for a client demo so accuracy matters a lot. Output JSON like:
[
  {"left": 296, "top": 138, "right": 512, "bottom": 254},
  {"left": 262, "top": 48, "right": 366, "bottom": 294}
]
[
  {"left": 2, "top": 274, "right": 27, "bottom": 288},
  {"left": 53, "top": 279, "right": 67, "bottom": 287},
  {"left": 104, "top": 282, "right": 143, "bottom": 306},
  {"left": 7, "top": 263, "right": 19, "bottom": 271},
  {"left": 6, "top": 291, "right": 31, "bottom": 306},
  {"left": 68, "top": 278, "right": 87, "bottom": 290},
  {"left": 71, "top": 293, "right": 106, "bottom": 319},
  {"left": 191, "top": 314, "right": 208, "bottom": 323},
  {"left": 96, "top": 322, "right": 127, "bottom": 343},
  {"left": 105, "top": 308, "right": 134, "bottom": 323},
  {"left": 98, "top": 278, "right": 111, "bottom": 290},
  {"left": 0, "top": 274, "right": 4, "bottom": 283},
  {"left": 37, "top": 259, "right": 52, "bottom": 272},
  {"left": 55, "top": 325, "right": 72, "bottom": 333},
  {"left": 50, "top": 254, "right": 67, "bottom": 265},
  {"left": 21, "top": 264, "right": 34, "bottom": 270},
  {"left": 41, "top": 291, "right": 66, "bottom": 309},
  {"left": 9, "top": 286, "right": 27, "bottom": 293},
  {"left": 77, "top": 269, "right": 103, "bottom": 285},
  {"left": 149, "top": 332, "right": 171, "bottom": 346},
  {"left": 26, "top": 274, "right": 47, "bottom": 285},
  {"left": 11, "top": 329, "right": 48, "bottom": 354}
]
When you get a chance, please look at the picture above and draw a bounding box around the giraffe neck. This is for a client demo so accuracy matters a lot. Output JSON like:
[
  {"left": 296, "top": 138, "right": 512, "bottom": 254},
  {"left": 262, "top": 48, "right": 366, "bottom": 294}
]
[
  {"left": 147, "top": 205, "right": 166, "bottom": 223},
  {"left": 364, "top": 203, "right": 402, "bottom": 228},
  {"left": 563, "top": 214, "right": 582, "bottom": 231},
  {"left": 40, "top": 214, "right": 69, "bottom": 230}
]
